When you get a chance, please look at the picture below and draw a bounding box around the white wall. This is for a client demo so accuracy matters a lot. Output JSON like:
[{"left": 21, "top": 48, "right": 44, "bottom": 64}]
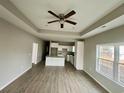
[
  {"left": 74, "top": 41, "right": 84, "bottom": 70},
  {"left": 84, "top": 25, "right": 124, "bottom": 93},
  {"left": 0, "top": 18, "right": 45, "bottom": 90}
]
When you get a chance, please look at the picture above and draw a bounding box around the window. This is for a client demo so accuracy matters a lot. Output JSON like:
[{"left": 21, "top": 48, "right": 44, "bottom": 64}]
[
  {"left": 97, "top": 46, "right": 114, "bottom": 78},
  {"left": 118, "top": 46, "right": 124, "bottom": 84},
  {"left": 96, "top": 44, "right": 124, "bottom": 86}
]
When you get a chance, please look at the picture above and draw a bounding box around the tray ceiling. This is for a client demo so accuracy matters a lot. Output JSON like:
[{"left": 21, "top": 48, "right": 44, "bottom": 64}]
[{"left": 10, "top": 0, "right": 123, "bottom": 32}]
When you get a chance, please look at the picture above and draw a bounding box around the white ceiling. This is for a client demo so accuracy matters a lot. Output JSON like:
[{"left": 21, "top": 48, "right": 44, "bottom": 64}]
[
  {"left": 0, "top": 0, "right": 123, "bottom": 42},
  {"left": 81, "top": 15, "right": 124, "bottom": 38},
  {"left": 0, "top": 5, "right": 79, "bottom": 42},
  {"left": 10, "top": 0, "right": 123, "bottom": 32}
]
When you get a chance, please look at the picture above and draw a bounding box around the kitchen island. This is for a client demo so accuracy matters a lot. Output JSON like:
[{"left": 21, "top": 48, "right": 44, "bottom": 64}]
[{"left": 45, "top": 56, "right": 65, "bottom": 66}]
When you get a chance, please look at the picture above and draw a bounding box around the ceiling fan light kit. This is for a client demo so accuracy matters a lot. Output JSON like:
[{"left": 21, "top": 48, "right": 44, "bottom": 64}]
[{"left": 48, "top": 10, "right": 77, "bottom": 28}]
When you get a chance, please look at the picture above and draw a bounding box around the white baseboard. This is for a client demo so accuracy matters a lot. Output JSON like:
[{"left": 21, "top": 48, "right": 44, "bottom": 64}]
[
  {"left": 84, "top": 70, "right": 111, "bottom": 93},
  {"left": 0, "top": 67, "right": 31, "bottom": 91}
]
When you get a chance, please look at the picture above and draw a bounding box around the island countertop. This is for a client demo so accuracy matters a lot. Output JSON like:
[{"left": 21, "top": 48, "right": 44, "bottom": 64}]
[
  {"left": 46, "top": 56, "right": 64, "bottom": 58},
  {"left": 45, "top": 56, "right": 65, "bottom": 66}
]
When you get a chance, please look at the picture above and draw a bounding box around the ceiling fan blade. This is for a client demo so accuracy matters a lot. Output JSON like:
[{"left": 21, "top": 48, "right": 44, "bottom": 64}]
[
  {"left": 48, "top": 11, "right": 60, "bottom": 18},
  {"left": 65, "top": 20, "right": 77, "bottom": 25},
  {"left": 48, "top": 20, "right": 59, "bottom": 24},
  {"left": 61, "top": 24, "right": 64, "bottom": 28},
  {"left": 64, "top": 10, "right": 76, "bottom": 19}
]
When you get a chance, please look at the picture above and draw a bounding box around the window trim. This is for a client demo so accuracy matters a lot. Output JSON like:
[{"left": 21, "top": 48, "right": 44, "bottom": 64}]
[{"left": 96, "top": 44, "right": 124, "bottom": 87}]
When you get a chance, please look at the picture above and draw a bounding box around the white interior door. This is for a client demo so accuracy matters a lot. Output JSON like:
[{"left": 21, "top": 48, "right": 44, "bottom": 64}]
[
  {"left": 32, "top": 43, "right": 38, "bottom": 64},
  {"left": 74, "top": 41, "right": 84, "bottom": 70}
]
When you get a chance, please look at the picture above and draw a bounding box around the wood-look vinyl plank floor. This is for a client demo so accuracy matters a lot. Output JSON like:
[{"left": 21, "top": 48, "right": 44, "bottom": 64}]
[{"left": 0, "top": 62, "right": 108, "bottom": 93}]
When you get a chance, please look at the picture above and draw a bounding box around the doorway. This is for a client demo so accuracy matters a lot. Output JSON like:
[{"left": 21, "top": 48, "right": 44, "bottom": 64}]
[
  {"left": 32, "top": 43, "right": 38, "bottom": 64},
  {"left": 51, "top": 48, "right": 58, "bottom": 56}
]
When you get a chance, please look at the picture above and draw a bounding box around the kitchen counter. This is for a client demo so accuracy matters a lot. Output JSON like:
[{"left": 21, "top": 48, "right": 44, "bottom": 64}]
[{"left": 45, "top": 56, "right": 65, "bottom": 66}]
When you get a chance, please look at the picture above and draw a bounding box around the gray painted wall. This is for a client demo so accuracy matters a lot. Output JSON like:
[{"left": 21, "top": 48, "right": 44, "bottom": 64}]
[
  {"left": 0, "top": 18, "right": 45, "bottom": 90},
  {"left": 84, "top": 25, "right": 124, "bottom": 93}
]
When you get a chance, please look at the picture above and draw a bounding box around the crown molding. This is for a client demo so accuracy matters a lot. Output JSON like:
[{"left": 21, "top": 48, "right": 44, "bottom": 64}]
[
  {"left": 38, "top": 29, "right": 80, "bottom": 36},
  {"left": 0, "top": 0, "right": 38, "bottom": 31},
  {"left": 80, "top": 3, "right": 124, "bottom": 36}
]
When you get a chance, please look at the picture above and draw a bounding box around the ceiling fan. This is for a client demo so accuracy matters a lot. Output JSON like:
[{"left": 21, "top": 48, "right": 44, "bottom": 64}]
[{"left": 48, "top": 10, "right": 77, "bottom": 28}]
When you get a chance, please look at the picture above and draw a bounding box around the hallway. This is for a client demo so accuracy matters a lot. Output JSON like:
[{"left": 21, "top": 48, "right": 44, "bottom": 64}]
[{"left": 0, "top": 62, "right": 108, "bottom": 93}]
